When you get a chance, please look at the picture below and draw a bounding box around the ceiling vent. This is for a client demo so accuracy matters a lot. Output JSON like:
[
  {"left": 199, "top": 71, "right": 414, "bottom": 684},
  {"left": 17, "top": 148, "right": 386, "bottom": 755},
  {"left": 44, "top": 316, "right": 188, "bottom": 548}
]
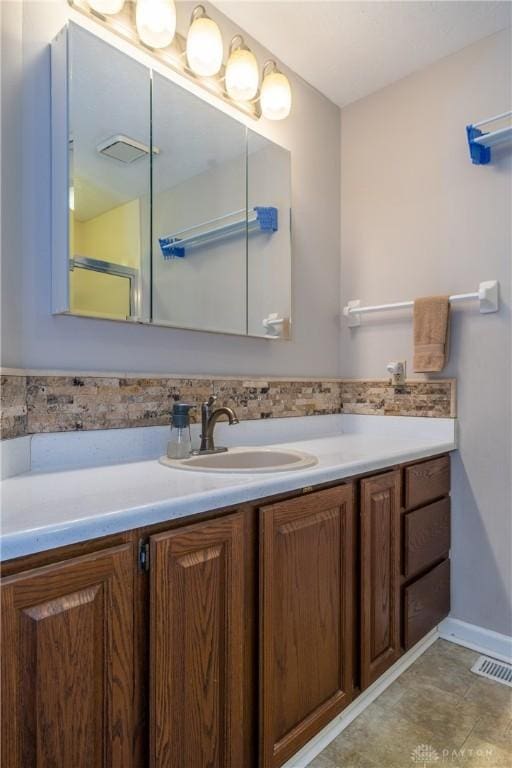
[{"left": 96, "top": 135, "right": 159, "bottom": 163}]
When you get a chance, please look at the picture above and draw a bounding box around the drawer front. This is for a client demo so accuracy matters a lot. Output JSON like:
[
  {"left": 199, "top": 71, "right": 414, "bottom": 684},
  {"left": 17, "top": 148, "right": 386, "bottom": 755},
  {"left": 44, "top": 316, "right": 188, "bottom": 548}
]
[
  {"left": 405, "top": 455, "right": 450, "bottom": 510},
  {"left": 403, "top": 497, "right": 450, "bottom": 579},
  {"left": 404, "top": 559, "right": 450, "bottom": 649}
]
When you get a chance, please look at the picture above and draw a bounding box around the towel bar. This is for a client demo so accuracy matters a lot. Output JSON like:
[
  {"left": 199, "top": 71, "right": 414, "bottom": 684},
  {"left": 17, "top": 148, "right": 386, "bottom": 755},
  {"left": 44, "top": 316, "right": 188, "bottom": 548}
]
[
  {"left": 343, "top": 280, "right": 499, "bottom": 327},
  {"left": 159, "top": 206, "right": 278, "bottom": 259}
]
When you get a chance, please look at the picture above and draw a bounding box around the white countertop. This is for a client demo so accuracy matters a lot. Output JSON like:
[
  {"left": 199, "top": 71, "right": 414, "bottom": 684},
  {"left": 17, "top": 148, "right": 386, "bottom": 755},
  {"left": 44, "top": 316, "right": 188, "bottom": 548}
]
[{"left": 0, "top": 415, "right": 457, "bottom": 562}]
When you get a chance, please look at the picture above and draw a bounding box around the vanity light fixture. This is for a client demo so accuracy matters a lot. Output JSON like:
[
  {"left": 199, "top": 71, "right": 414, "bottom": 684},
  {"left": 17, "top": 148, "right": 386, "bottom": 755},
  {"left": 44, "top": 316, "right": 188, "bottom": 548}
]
[
  {"left": 135, "top": 0, "right": 176, "bottom": 50},
  {"left": 69, "top": 0, "right": 292, "bottom": 120},
  {"left": 260, "top": 60, "right": 292, "bottom": 121},
  {"left": 225, "top": 35, "right": 259, "bottom": 102},
  {"left": 87, "top": 0, "right": 125, "bottom": 15},
  {"left": 186, "top": 5, "right": 223, "bottom": 77}
]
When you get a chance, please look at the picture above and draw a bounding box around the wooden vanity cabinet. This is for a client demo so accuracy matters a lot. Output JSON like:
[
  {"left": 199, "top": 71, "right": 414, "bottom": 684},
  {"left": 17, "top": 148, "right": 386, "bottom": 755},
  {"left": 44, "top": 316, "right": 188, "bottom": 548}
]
[
  {"left": 404, "top": 455, "right": 450, "bottom": 511},
  {"left": 0, "top": 453, "right": 451, "bottom": 768},
  {"left": 148, "top": 511, "right": 252, "bottom": 768},
  {"left": 401, "top": 455, "right": 451, "bottom": 651},
  {"left": 1, "top": 543, "right": 135, "bottom": 768},
  {"left": 259, "top": 484, "right": 356, "bottom": 768},
  {"left": 360, "top": 470, "right": 402, "bottom": 689}
]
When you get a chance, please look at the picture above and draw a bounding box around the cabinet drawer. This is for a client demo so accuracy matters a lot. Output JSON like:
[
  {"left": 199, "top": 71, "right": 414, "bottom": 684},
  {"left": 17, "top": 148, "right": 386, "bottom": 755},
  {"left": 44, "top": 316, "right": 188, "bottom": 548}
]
[
  {"left": 403, "top": 559, "right": 450, "bottom": 649},
  {"left": 403, "top": 497, "right": 450, "bottom": 579},
  {"left": 404, "top": 455, "right": 450, "bottom": 509}
]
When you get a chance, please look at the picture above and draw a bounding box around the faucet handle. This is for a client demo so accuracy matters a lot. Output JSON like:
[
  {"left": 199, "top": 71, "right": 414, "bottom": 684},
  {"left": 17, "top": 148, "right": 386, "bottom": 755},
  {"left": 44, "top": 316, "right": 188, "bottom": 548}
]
[{"left": 201, "top": 395, "right": 217, "bottom": 418}]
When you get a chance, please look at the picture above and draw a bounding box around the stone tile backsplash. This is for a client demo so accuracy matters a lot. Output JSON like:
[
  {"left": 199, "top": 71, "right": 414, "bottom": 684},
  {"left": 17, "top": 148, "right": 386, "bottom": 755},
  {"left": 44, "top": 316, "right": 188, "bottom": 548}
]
[
  {"left": 212, "top": 380, "right": 343, "bottom": 421},
  {"left": 0, "top": 374, "right": 455, "bottom": 439},
  {"left": 25, "top": 376, "right": 213, "bottom": 436},
  {"left": 0, "top": 376, "right": 27, "bottom": 440},
  {"left": 340, "top": 380, "right": 456, "bottom": 419}
]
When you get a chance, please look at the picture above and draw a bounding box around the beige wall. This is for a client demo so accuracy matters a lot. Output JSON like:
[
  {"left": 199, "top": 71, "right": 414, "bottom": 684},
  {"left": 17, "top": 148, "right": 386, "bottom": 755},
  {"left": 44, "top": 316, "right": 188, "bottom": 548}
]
[{"left": 340, "top": 30, "right": 512, "bottom": 636}]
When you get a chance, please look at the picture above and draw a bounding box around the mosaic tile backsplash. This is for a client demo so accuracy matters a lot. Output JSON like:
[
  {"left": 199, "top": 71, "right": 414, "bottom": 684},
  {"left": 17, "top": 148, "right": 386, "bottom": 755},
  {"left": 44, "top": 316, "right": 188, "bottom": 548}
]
[
  {"left": 340, "top": 380, "right": 456, "bottom": 419},
  {"left": 0, "top": 374, "right": 455, "bottom": 439}
]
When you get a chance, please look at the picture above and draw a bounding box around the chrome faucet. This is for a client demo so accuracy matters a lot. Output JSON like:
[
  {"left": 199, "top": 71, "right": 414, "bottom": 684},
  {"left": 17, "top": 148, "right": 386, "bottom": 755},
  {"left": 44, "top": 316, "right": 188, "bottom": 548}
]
[{"left": 194, "top": 395, "right": 239, "bottom": 454}]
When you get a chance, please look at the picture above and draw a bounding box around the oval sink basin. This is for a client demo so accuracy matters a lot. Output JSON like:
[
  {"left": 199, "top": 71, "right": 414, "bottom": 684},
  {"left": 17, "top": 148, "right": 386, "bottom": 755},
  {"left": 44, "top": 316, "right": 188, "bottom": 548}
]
[{"left": 160, "top": 447, "right": 318, "bottom": 473}]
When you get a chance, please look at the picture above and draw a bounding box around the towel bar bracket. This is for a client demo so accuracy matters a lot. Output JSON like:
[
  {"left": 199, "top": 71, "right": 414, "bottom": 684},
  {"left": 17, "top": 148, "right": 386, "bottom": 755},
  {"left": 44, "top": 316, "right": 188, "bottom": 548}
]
[
  {"left": 466, "top": 110, "right": 512, "bottom": 165},
  {"left": 345, "top": 300, "right": 362, "bottom": 328},
  {"left": 478, "top": 280, "right": 499, "bottom": 314},
  {"left": 343, "top": 280, "right": 499, "bottom": 327}
]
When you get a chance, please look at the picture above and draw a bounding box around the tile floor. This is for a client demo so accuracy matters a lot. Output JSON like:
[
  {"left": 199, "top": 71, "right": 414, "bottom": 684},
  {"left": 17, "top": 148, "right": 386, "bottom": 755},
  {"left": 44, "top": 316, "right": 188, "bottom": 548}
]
[{"left": 307, "top": 640, "right": 512, "bottom": 768}]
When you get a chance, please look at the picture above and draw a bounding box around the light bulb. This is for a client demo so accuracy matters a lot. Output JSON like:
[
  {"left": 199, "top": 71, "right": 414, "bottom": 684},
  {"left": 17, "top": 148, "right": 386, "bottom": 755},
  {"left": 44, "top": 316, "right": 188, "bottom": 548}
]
[
  {"left": 136, "top": 0, "right": 176, "bottom": 49},
  {"left": 69, "top": 187, "right": 75, "bottom": 211},
  {"left": 186, "top": 7, "right": 223, "bottom": 77},
  {"left": 260, "top": 66, "right": 292, "bottom": 121},
  {"left": 225, "top": 44, "right": 259, "bottom": 101},
  {"left": 88, "top": 0, "right": 125, "bottom": 14}
]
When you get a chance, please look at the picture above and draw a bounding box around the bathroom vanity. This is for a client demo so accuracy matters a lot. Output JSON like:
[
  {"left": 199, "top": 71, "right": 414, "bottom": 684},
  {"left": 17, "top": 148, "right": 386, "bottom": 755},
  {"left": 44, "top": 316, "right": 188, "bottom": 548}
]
[
  {"left": 1, "top": 0, "right": 507, "bottom": 765},
  {"left": 1, "top": 434, "right": 452, "bottom": 768}
]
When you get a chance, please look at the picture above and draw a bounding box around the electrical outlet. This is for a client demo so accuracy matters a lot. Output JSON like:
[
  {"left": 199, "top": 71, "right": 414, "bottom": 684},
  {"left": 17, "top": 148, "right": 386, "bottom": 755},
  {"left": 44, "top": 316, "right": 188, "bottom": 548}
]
[{"left": 386, "top": 360, "right": 406, "bottom": 386}]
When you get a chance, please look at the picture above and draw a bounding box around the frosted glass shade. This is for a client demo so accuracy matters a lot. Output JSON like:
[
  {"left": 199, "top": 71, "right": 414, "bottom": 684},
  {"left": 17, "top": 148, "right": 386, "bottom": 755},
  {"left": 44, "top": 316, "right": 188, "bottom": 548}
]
[
  {"left": 187, "top": 16, "right": 223, "bottom": 77},
  {"left": 225, "top": 47, "right": 259, "bottom": 101},
  {"left": 88, "top": 0, "right": 125, "bottom": 14},
  {"left": 260, "top": 70, "right": 292, "bottom": 120},
  {"left": 136, "top": 0, "right": 176, "bottom": 49}
]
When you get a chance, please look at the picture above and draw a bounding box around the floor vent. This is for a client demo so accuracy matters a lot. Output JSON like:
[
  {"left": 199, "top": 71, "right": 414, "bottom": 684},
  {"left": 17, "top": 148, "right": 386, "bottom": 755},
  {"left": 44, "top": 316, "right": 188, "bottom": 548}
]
[{"left": 471, "top": 655, "right": 512, "bottom": 687}]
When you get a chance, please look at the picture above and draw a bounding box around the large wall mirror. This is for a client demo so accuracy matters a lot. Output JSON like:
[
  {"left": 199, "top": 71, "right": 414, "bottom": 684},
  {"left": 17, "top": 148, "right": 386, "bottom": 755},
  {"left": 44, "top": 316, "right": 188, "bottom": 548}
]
[{"left": 53, "top": 23, "right": 292, "bottom": 339}]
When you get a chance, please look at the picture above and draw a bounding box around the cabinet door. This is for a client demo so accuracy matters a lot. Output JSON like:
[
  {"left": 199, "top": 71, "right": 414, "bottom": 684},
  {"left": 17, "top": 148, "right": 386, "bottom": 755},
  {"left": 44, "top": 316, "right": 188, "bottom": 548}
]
[
  {"left": 260, "top": 485, "right": 355, "bottom": 768},
  {"left": 360, "top": 471, "right": 401, "bottom": 688},
  {"left": 150, "top": 512, "right": 246, "bottom": 768},
  {"left": 1, "top": 544, "right": 134, "bottom": 768}
]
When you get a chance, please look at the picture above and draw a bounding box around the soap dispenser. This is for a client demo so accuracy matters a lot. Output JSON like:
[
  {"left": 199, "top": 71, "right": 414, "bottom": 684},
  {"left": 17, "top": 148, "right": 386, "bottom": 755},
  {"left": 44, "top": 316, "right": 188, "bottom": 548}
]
[{"left": 167, "top": 403, "right": 194, "bottom": 459}]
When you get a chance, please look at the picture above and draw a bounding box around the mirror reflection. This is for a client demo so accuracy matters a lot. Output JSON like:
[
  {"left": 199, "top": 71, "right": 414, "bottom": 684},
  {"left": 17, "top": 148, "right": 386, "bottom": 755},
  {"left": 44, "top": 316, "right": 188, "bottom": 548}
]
[
  {"left": 64, "top": 25, "right": 291, "bottom": 338},
  {"left": 152, "top": 72, "right": 247, "bottom": 335},
  {"left": 69, "top": 26, "right": 150, "bottom": 321},
  {"left": 247, "top": 130, "right": 291, "bottom": 338}
]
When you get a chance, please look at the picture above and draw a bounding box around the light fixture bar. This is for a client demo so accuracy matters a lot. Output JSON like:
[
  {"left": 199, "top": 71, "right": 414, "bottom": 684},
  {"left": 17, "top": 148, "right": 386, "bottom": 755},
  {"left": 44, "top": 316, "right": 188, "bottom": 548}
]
[{"left": 68, "top": 0, "right": 261, "bottom": 119}]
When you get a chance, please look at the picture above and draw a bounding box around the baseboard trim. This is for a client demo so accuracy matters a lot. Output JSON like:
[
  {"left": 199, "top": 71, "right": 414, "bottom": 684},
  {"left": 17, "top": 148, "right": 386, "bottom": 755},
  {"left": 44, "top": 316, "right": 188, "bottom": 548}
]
[
  {"left": 282, "top": 629, "right": 439, "bottom": 768},
  {"left": 438, "top": 617, "right": 512, "bottom": 663}
]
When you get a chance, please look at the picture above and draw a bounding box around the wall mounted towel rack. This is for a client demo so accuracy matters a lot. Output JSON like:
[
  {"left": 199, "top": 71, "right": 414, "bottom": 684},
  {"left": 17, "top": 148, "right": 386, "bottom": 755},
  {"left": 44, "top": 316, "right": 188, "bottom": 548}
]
[
  {"left": 466, "top": 111, "right": 512, "bottom": 165},
  {"left": 343, "top": 280, "right": 499, "bottom": 327},
  {"left": 159, "top": 206, "right": 278, "bottom": 259}
]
